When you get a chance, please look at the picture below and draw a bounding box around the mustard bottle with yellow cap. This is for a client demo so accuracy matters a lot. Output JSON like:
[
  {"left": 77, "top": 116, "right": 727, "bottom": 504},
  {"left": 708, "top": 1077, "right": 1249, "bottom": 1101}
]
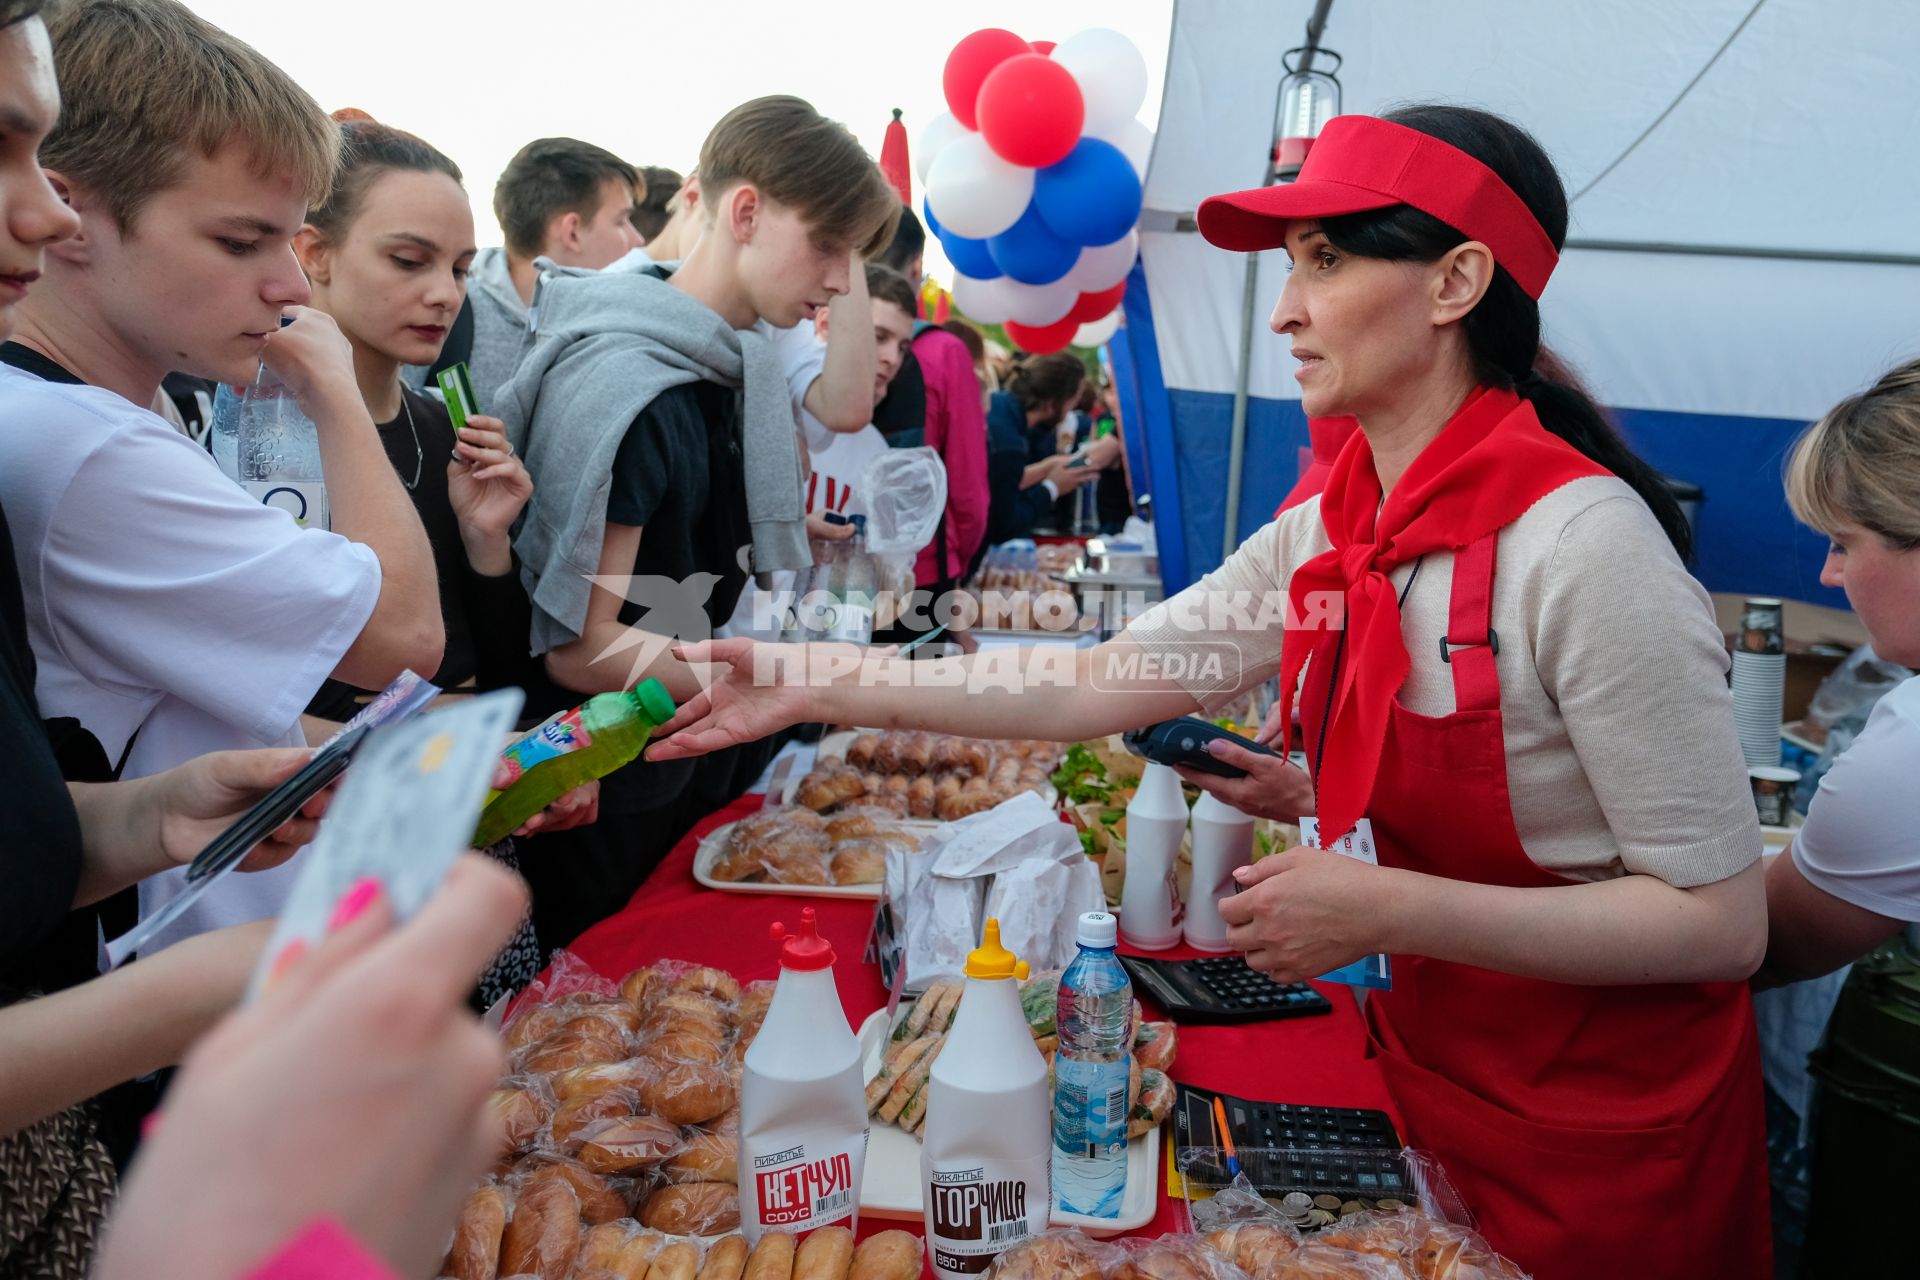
[{"left": 920, "top": 919, "right": 1053, "bottom": 1279}]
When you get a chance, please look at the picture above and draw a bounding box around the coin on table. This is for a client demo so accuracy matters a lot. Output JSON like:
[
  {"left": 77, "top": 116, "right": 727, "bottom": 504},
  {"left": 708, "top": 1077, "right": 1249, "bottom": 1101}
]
[
  {"left": 1281, "top": 1192, "right": 1314, "bottom": 1213},
  {"left": 1340, "top": 1201, "right": 1366, "bottom": 1216},
  {"left": 1377, "top": 1198, "right": 1407, "bottom": 1211},
  {"left": 1313, "top": 1194, "right": 1343, "bottom": 1211},
  {"left": 1307, "top": 1209, "right": 1338, "bottom": 1227}
]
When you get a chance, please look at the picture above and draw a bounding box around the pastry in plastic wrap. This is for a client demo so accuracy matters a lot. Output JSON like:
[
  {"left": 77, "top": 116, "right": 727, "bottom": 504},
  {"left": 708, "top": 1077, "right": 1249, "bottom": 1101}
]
[
  {"left": 521, "top": 1158, "right": 629, "bottom": 1225},
  {"left": 498, "top": 1175, "right": 581, "bottom": 1280},
  {"left": 551, "top": 1058, "right": 656, "bottom": 1106},
  {"left": 648, "top": 1241, "right": 702, "bottom": 1280},
  {"left": 634, "top": 1030, "right": 727, "bottom": 1068},
  {"left": 486, "top": 1084, "right": 550, "bottom": 1150},
  {"left": 672, "top": 965, "right": 743, "bottom": 1005},
  {"left": 985, "top": 1228, "right": 1123, "bottom": 1280},
  {"left": 793, "top": 1224, "right": 855, "bottom": 1279},
  {"left": 697, "top": 1234, "right": 751, "bottom": 1280},
  {"left": 743, "top": 1230, "right": 797, "bottom": 1280},
  {"left": 576, "top": 1220, "right": 661, "bottom": 1279},
  {"left": 1259, "top": 1242, "right": 1403, "bottom": 1279},
  {"left": 848, "top": 1230, "right": 924, "bottom": 1280},
  {"left": 829, "top": 840, "right": 888, "bottom": 885},
  {"left": 640, "top": 1182, "right": 741, "bottom": 1236},
  {"left": 443, "top": 1184, "right": 507, "bottom": 1280},
  {"left": 503, "top": 1001, "right": 567, "bottom": 1051},
  {"left": 640, "top": 1061, "right": 737, "bottom": 1125},
  {"left": 664, "top": 1129, "right": 739, "bottom": 1184},
  {"left": 1205, "top": 1222, "right": 1301, "bottom": 1273},
  {"left": 619, "top": 964, "right": 667, "bottom": 1009},
  {"left": 908, "top": 774, "right": 936, "bottom": 817},
  {"left": 1111, "top": 1236, "right": 1245, "bottom": 1280},
  {"left": 642, "top": 994, "right": 734, "bottom": 1041},
  {"left": 550, "top": 1085, "right": 642, "bottom": 1146},
  {"left": 825, "top": 809, "right": 891, "bottom": 841},
  {"left": 523, "top": 1025, "right": 628, "bottom": 1074},
  {"left": 576, "top": 1112, "right": 684, "bottom": 1176}
]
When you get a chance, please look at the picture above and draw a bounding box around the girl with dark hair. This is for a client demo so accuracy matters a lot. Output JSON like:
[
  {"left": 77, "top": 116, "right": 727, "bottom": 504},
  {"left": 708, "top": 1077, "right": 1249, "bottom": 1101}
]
[
  {"left": 294, "top": 117, "right": 579, "bottom": 1002},
  {"left": 983, "top": 351, "right": 1104, "bottom": 544},
  {"left": 653, "top": 104, "right": 1770, "bottom": 1277}
]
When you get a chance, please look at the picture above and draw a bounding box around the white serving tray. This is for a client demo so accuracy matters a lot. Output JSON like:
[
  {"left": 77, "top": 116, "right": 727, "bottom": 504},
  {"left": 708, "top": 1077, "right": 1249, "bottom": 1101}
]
[{"left": 851, "top": 1009, "right": 1159, "bottom": 1238}]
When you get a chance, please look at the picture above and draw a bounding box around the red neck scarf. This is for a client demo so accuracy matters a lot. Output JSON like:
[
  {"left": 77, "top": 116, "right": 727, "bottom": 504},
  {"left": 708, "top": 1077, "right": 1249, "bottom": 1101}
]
[{"left": 1280, "top": 385, "right": 1610, "bottom": 841}]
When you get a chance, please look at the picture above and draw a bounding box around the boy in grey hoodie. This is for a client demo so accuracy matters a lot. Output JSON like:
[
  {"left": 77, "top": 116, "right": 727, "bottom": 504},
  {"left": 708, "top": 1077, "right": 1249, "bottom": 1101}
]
[
  {"left": 500, "top": 96, "right": 902, "bottom": 952},
  {"left": 463, "top": 137, "right": 643, "bottom": 407}
]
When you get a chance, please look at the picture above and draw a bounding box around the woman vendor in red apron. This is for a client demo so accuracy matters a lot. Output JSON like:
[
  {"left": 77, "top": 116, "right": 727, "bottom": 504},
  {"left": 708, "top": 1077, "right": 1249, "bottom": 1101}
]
[{"left": 652, "top": 105, "right": 1771, "bottom": 1278}]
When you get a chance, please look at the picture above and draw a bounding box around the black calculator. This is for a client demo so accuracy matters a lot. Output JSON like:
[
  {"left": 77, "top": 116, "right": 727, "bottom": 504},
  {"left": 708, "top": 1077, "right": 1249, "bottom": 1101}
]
[
  {"left": 1120, "top": 954, "right": 1332, "bottom": 1025},
  {"left": 1175, "top": 1084, "right": 1413, "bottom": 1207}
]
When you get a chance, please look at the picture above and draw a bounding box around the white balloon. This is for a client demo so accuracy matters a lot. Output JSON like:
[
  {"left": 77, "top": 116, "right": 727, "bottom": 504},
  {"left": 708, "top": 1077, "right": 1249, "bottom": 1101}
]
[
  {"left": 951, "top": 272, "right": 1016, "bottom": 325},
  {"left": 1066, "top": 229, "right": 1139, "bottom": 292},
  {"left": 1090, "top": 117, "right": 1154, "bottom": 180},
  {"left": 1073, "top": 311, "right": 1122, "bottom": 347},
  {"left": 925, "top": 133, "right": 1033, "bottom": 240},
  {"left": 1051, "top": 28, "right": 1149, "bottom": 136},
  {"left": 916, "top": 112, "right": 968, "bottom": 184},
  {"left": 1004, "top": 278, "right": 1079, "bottom": 327}
]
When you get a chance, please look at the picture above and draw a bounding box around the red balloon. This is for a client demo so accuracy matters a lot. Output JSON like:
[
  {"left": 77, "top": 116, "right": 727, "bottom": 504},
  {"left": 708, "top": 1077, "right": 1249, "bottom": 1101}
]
[
  {"left": 943, "top": 28, "right": 1032, "bottom": 130},
  {"left": 976, "top": 54, "right": 1085, "bottom": 168},
  {"left": 1069, "top": 281, "right": 1128, "bottom": 325},
  {"left": 1005, "top": 314, "right": 1081, "bottom": 354},
  {"left": 1030, "top": 40, "right": 1056, "bottom": 55}
]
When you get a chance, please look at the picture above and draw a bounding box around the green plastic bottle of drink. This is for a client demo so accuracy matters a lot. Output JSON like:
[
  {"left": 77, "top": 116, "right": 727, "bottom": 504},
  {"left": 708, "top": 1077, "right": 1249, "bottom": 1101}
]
[{"left": 472, "top": 679, "right": 677, "bottom": 847}]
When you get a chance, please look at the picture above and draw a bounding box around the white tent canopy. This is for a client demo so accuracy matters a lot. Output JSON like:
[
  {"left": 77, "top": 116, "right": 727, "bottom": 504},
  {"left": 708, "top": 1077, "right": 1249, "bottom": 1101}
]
[{"left": 1121, "top": 0, "right": 1920, "bottom": 600}]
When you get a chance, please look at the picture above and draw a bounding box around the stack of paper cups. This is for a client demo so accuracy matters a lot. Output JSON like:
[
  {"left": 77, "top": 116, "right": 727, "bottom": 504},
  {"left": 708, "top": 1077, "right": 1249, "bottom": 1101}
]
[{"left": 1732, "top": 597, "right": 1786, "bottom": 768}]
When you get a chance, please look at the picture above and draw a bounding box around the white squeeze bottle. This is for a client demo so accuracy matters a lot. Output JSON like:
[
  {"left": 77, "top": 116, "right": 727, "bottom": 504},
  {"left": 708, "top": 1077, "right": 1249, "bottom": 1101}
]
[
  {"left": 1119, "top": 760, "right": 1187, "bottom": 950},
  {"left": 1185, "top": 792, "right": 1254, "bottom": 951},
  {"left": 739, "top": 908, "right": 869, "bottom": 1244},
  {"left": 922, "top": 920, "right": 1052, "bottom": 1279}
]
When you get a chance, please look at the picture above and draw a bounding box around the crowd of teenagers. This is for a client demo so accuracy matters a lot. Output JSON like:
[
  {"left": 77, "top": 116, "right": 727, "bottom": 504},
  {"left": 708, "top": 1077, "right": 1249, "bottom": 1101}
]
[{"left": 0, "top": 0, "right": 1916, "bottom": 1277}]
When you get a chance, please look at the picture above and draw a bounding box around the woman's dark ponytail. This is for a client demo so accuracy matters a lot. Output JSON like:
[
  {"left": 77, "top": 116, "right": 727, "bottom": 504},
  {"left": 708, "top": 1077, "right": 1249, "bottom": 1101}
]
[{"left": 1318, "top": 104, "right": 1692, "bottom": 561}]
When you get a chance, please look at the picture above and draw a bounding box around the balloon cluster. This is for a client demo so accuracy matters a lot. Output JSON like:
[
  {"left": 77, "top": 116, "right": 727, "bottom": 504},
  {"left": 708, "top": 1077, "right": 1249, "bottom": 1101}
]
[{"left": 920, "top": 27, "right": 1152, "bottom": 353}]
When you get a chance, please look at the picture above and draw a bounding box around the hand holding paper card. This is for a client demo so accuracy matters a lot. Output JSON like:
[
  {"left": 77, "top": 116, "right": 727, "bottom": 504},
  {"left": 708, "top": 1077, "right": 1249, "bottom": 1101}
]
[
  {"left": 1298, "top": 816, "right": 1393, "bottom": 991},
  {"left": 247, "top": 689, "right": 522, "bottom": 1002}
]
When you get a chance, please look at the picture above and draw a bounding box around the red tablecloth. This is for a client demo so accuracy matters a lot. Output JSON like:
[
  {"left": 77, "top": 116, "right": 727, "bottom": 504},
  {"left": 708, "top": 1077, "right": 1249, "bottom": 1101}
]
[{"left": 560, "top": 795, "right": 1397, "bottom": 1246}]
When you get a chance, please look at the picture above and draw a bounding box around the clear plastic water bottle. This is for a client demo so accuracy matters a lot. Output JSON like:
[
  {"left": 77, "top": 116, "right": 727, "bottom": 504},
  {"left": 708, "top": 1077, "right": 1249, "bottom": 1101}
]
[
  {"left": 825, "top": 514, "right": 876, "bottom": 645},
  {"left": 1051, "top": 910, "right": 1134, "bottom": 1217},
  {"left": 220, "top": 366, "right": 328, "bottom": 529}
]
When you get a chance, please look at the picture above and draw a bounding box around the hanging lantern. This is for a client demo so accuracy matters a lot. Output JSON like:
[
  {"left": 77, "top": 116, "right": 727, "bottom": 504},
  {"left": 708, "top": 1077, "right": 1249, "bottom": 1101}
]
[{"left": 1273, "top": 46, "right": 1341, "bottom": 180}]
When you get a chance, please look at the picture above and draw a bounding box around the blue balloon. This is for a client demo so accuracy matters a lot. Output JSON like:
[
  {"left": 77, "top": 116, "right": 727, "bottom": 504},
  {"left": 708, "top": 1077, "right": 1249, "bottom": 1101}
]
[
  {"left": 940, "top": 226, "right": 1003, "bottom": 280},
  {"left": 921, "top": 198, "right": 942, "bottom": 239},
  {"left": 1034, "top": 138, "right": 1143, "bottom": 248},
  {"left": 987, "top": 202, "right": 1079, "bottom": 286}
]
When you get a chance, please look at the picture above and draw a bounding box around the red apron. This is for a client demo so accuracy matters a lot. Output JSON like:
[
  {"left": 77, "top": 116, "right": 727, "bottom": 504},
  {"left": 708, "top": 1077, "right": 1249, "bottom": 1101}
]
[{"left": 1300, "top": 532, "right": 1771, "bottom": 1279}]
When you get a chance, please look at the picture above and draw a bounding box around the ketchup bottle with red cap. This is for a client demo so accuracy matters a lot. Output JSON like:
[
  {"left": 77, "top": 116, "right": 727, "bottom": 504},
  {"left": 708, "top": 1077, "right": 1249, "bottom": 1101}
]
[{"left": 737, "top": 907, "right": 871, "bottom": 1245}]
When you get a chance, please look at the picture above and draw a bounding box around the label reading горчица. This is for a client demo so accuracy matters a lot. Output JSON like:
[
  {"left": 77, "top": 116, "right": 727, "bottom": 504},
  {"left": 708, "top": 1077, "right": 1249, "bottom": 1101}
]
[{"left": 927, "top": 1155, "right": 1052, "bottom": 1275}]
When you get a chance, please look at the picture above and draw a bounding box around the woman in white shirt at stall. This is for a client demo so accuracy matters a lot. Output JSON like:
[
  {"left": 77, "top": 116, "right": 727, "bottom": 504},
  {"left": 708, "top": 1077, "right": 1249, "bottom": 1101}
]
[{"left": 1762, "top": 358, "right": 1920, "bottom": 975}]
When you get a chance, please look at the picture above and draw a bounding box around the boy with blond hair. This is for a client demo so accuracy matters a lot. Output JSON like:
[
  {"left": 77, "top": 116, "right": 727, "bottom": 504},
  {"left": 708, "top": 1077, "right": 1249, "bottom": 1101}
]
[
  {"left": 0, "top": 0, "right": 442, "bottom": 954},
  {"left": 502, "top": 94, "right": 899, "bottom": 949}
]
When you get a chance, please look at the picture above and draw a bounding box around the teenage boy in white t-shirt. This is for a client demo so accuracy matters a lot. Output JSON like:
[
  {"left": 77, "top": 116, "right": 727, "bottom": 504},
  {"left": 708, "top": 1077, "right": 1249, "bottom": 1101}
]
[{"left": 0, "top": 0, "right": 442, "bottom": 952}]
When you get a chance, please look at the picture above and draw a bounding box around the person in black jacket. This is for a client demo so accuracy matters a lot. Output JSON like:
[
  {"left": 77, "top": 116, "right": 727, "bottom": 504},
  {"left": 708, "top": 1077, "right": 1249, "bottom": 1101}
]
[{"left": 985, "top": 352, "right": 1102, "bottom": 543}]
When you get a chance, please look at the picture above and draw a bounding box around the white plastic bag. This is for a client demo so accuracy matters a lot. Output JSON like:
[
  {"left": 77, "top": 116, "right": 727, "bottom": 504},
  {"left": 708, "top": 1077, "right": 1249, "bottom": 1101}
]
[{"left": 861, "top": 447, "right": 948, "bottom": 555}]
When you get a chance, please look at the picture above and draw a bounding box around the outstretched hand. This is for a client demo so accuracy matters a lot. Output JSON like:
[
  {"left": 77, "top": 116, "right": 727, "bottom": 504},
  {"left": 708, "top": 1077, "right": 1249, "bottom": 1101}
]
[{"left": 646, "top": 637, "right": 820, "bottom": 761}]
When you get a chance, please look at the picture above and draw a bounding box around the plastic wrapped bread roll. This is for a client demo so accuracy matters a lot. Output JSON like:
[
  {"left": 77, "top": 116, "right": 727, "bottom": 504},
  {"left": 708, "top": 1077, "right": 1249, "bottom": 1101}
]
[
  {"left": 486, "top": 1084, "right": 551, "bottom": 1150},
  {"left": 498, "top": 1176, "right": 580, "bottom": 1280},
  {"left": 520, "top": 1158, "right": 629, "bottom": 1225},
  {"left": 792, "top": 1225, "right": 855, "bottom": 1280},
  {"left": 848, "top": 1230, "right": 924, "bottom": 1280},
  {"left": 576, "top": 1113, "right": 685, "bottom": 1176},
  {"left": 639, "top": 1182, "right": 741, "bottom": 1236},
  {"left": 696, "top": 1234, "right": 751, "bottom": 1280},
  {"left": 443, "top": 1184, "right": 506, "bottom": 1280},
  {"left": 647, "top": 1241, "right": 702, "bottom": 1280},
  {"left": 743, "top": 1231, "right": 797, "bottom": 1280}
]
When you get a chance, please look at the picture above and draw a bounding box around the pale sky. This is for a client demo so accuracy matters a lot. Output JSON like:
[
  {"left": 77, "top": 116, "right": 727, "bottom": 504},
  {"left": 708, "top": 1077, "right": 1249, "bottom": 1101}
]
[{"left": 182, "top": 0, "right": 1174, "bottom": 286}]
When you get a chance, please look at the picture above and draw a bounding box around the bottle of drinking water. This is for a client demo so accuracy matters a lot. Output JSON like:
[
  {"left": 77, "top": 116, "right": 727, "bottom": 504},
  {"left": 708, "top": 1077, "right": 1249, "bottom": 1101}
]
[
  {"left": 216, "top": 365, "right": 329, "bottom": 529},
  {"left": 825, "top": 514, "right": 877, "bottom": 645},
  {"left": 1051, "top": 910, "right": 1134, "bottom": 1217}
]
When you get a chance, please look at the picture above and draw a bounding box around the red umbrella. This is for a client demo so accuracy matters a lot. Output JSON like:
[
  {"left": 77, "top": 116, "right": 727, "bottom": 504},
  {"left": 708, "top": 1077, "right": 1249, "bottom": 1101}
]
[{"left": 879, "top": 108, "right": 912, "bottom": 207}]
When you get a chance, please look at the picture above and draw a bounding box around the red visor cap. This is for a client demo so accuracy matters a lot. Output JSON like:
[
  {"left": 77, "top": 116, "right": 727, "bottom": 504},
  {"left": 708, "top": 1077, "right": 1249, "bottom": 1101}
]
[{"left": 1196, "top": 115, "right": 1559, "bottom": 300}]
